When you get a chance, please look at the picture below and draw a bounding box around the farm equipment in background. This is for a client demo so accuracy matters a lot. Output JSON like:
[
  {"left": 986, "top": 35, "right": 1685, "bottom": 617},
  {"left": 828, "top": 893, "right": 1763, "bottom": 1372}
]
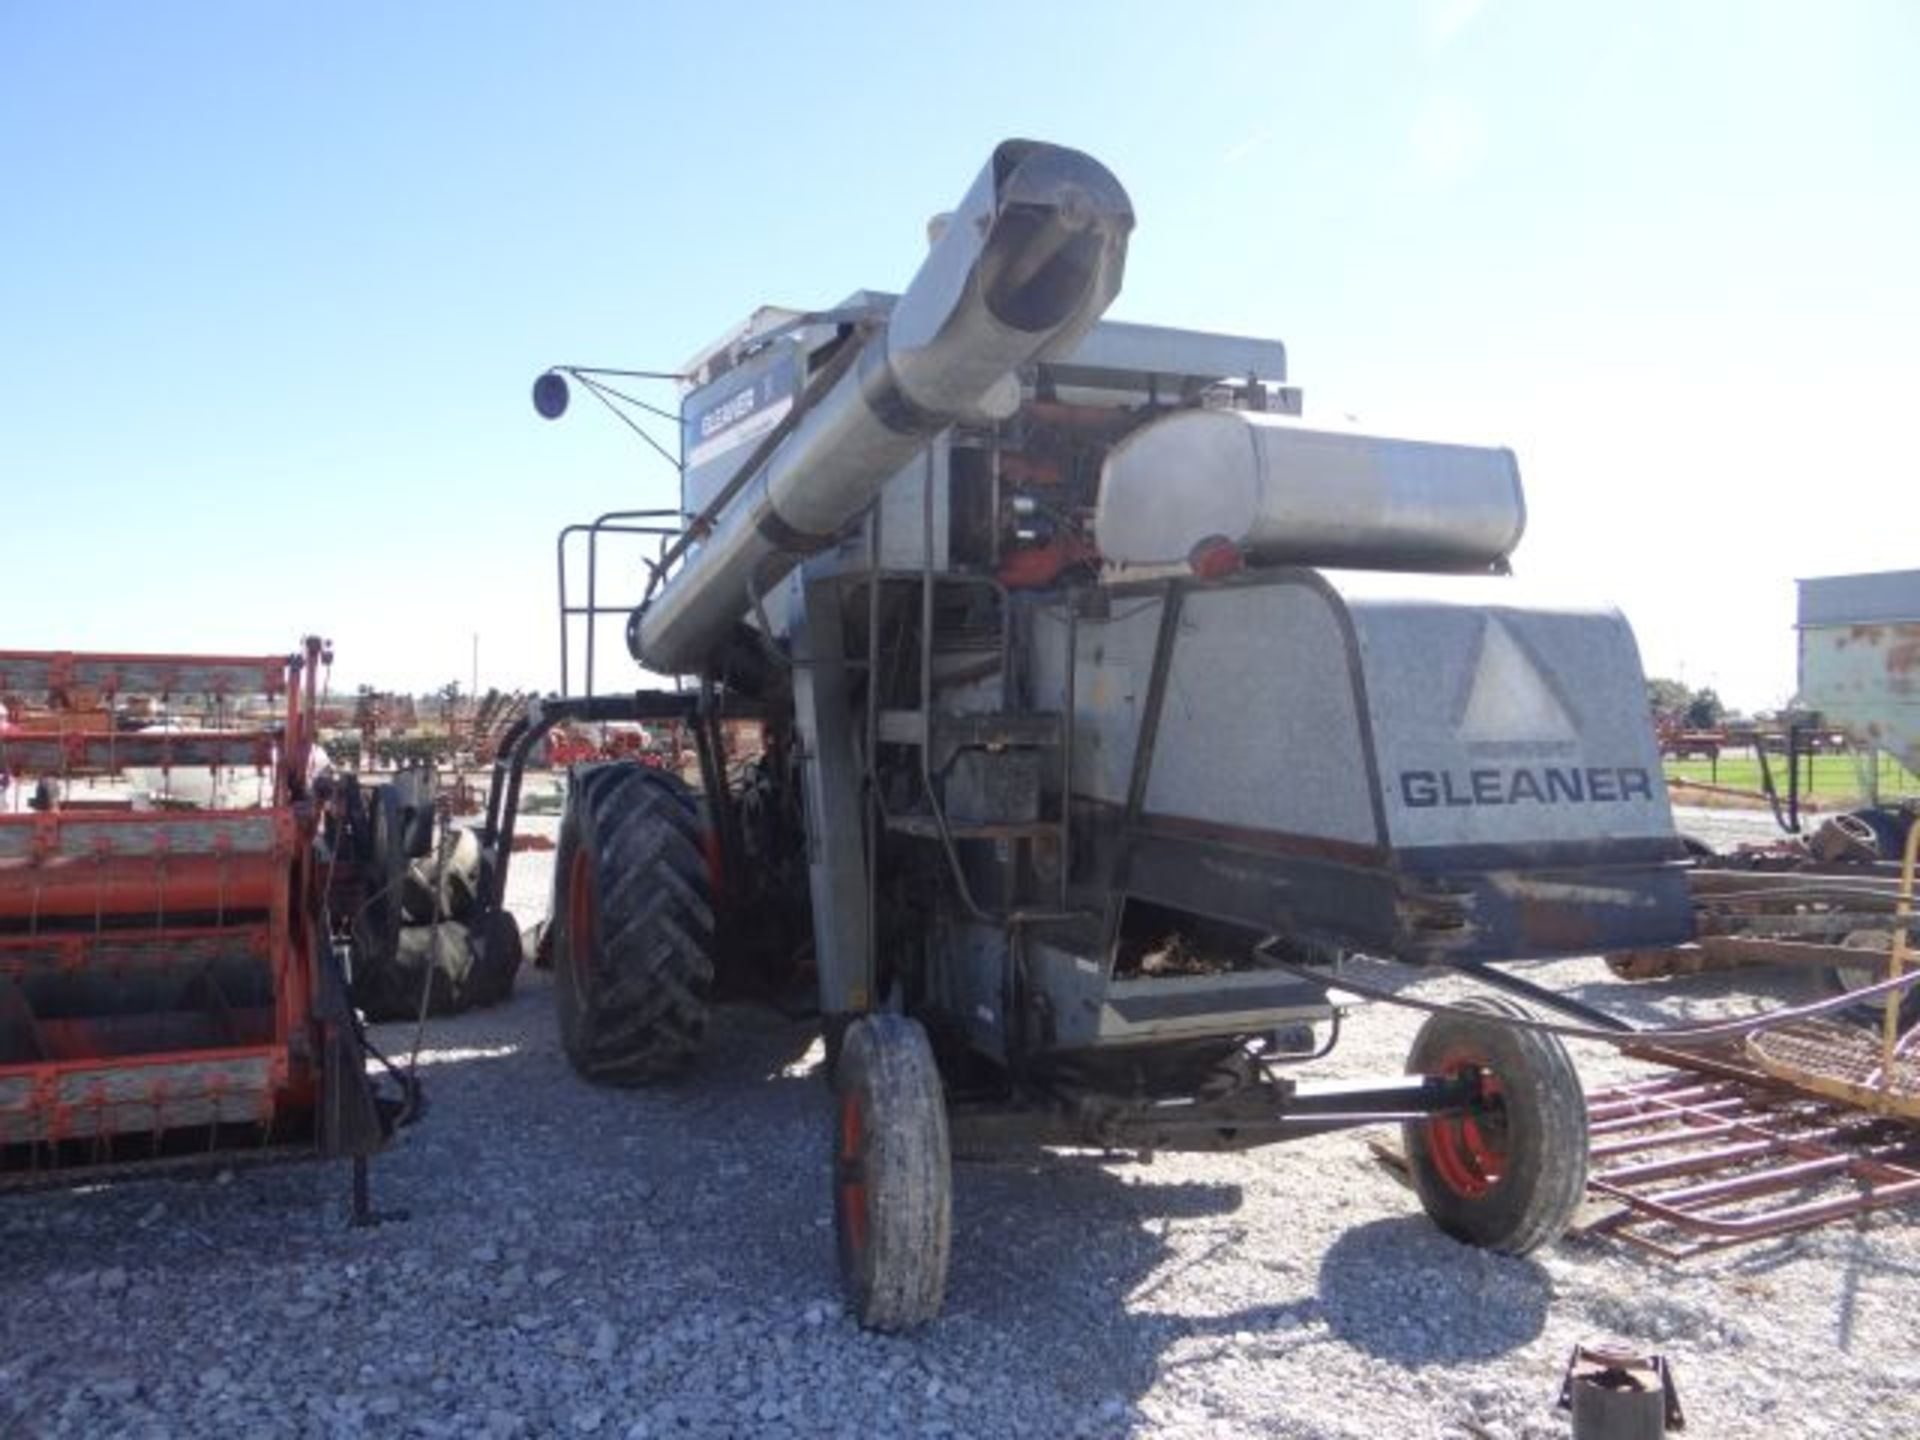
[
  {"left": 545, "top": 721, "right": 657, "bottom": 768},
  {"left": 0, "top": 640, "right": 408, "bottom": 1207},
  {"left": 465, "top": 688, "right": 531, "bottom": 766},
  {"left": 1582, "top": 579, "right": 1920, "bottom": 1257},
  {"left": 522, "top": 139, "right": 1702, "bottom": 1328},
  {"left": 1608, "top": 568, "right": 1920, "bottom": 1021}
]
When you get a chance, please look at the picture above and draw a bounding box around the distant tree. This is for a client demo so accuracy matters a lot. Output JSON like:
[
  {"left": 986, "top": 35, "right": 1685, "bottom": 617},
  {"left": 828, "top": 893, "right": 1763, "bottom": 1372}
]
[
  {"left": 1647, "top": 677, "right": 1692, "bottom": 720},
  {"left": 1685, "top": 686, "right": 1725, "bottom": 729}
]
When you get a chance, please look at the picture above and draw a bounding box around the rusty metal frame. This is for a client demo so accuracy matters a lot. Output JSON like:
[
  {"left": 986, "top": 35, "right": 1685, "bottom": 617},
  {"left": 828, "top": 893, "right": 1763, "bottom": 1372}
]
[{"left": 1576, "top": 1061, "right": 1920, "bottom": 1259}]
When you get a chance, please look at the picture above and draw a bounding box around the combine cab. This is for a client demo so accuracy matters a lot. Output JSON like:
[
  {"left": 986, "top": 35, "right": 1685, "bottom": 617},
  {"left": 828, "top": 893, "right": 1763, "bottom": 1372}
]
[{"left": 0, "top": 641, "right": 398, "bottom": 1197}]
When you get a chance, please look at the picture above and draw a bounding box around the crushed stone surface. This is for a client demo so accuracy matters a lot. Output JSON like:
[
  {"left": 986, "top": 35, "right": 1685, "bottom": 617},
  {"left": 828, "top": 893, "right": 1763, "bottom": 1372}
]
[{"left": 3, "top": 807, "right": 1916, "bottom": 1438}]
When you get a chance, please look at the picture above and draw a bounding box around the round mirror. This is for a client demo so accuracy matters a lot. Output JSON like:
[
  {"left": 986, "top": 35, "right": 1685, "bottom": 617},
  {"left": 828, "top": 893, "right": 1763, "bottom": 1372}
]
[{"left": 532, "top": 371, "right": 570, "bottom": 420}]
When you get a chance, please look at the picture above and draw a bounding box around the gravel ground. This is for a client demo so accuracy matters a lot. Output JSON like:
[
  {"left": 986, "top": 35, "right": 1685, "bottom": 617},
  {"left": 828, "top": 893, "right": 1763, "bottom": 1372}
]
[{"left": 4, "top": 806, "right": 1916, "bottom": 1438}]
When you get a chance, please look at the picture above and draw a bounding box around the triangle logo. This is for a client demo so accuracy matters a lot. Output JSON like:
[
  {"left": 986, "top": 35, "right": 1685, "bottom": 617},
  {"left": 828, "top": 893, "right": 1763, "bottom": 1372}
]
[{"left": 1457, "top": 617, "right": 1579, "bottom": 742}]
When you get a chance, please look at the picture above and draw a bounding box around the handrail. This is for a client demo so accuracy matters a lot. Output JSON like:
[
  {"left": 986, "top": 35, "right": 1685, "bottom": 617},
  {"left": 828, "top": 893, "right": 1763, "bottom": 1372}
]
[{"left": 553, "top": 510, "right": 686, "bottom": 696}]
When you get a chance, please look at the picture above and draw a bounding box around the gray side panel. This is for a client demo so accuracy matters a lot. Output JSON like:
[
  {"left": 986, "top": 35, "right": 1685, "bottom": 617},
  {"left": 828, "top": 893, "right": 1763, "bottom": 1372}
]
[
  {"left": 1142, "top": 583, "right": 1377, "bottom": 845},
  {"left": 1033, "top": 593, "right": 1165, "bottom": 807},
  {"left": 1351, "top": 589, "right": 1675, "bottom": 851}
]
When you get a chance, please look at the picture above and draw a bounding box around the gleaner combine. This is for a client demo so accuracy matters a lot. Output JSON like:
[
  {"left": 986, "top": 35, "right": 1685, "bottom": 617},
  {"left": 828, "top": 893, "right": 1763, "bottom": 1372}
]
[{"left": 514, "top": 139, "right": 1702, "bottom": 1327}]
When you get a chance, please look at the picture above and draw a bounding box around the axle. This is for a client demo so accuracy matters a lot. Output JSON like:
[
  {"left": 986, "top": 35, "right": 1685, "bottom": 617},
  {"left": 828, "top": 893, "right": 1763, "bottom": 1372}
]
[{"left": 947, "top": 1069, "right": 1484, "bottom": 1155}]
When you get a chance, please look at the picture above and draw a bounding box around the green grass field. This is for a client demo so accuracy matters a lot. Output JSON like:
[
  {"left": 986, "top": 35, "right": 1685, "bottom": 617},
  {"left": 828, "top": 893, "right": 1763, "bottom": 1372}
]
[{"left": 1664, "top": 750, "right": 1918, "bottom": 806}]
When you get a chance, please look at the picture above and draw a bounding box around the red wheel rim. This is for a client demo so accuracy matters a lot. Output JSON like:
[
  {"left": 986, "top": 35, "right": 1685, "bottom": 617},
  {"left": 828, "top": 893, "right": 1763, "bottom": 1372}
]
[
  {"left": 1425, "top": 1054, "right": 1506, "bottom": 1199},
  {"left": 567, "top": 848, "right": 595, "bottom": 964},
  {"left": 836, "top": 1092, "right": 869, "bottom": 1263}
]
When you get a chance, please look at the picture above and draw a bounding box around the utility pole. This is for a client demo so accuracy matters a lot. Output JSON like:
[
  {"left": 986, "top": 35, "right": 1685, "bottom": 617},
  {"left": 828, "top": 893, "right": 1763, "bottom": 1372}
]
[{"left": 471, "top": 633, "right": 479, "bottom": 700}]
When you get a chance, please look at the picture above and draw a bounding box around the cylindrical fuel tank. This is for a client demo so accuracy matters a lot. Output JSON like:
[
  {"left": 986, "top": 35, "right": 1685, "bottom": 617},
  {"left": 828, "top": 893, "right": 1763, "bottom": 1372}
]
[{"left": 1094, "top": 409, "right": 1525, "bottom": 574}]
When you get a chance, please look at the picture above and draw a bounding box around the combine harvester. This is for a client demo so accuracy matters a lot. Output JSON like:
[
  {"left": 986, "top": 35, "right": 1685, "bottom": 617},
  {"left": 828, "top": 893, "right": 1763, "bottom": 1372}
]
[
  {"left": 486, "top": 138, "right": 1752, "bottom": 1327},
  {"left": 0, "top": 641, "right": 408, "bottom": 1209}
]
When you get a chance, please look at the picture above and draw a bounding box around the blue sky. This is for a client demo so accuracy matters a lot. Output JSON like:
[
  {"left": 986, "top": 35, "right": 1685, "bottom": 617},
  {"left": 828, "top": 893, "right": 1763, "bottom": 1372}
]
[{"left": 3, "top": 2, "right": 1915, "bottom": 710}]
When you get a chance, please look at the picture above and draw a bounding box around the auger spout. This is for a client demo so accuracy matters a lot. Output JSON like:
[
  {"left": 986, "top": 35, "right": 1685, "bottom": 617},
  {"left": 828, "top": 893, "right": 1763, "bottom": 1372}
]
[{"left": 632, "top": 140, "right": 1133, "bottom": 676}]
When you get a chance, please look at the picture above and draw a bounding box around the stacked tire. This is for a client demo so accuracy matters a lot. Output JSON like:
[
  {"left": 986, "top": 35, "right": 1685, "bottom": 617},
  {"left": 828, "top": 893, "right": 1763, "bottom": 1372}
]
[{"left": 349, "top": 773, "right": 522, "bottom": 1022}]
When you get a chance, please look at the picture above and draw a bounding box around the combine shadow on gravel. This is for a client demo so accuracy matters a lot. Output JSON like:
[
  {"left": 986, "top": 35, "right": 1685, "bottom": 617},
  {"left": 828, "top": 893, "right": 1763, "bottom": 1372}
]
[
  {"left": 1314, "top": 1216, "right": 1551, "bottom": 1363},
  {"left": 944, "top": 1159, "right": 1299, "bottom": 1396},
  {"left": 940, "top": 1158, "right": 1550, "bottom": 1425}
]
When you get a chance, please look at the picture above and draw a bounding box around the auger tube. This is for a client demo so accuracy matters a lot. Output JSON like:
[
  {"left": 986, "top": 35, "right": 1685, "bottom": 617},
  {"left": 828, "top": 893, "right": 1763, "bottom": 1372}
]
[{"left": 632, "top": 140, "right": 1133, "bottom": 676}]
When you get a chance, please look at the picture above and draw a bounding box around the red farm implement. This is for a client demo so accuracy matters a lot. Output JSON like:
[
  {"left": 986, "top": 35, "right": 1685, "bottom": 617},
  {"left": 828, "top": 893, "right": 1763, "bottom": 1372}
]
[{"left": 0, "top": 640, "right": 400, "bottom": 1208}]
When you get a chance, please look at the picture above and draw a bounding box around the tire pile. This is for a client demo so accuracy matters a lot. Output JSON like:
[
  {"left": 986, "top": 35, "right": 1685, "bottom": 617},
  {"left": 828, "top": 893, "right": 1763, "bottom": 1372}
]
[{"left": 348, "top": 770, "right": 522, "bottom": 1022}]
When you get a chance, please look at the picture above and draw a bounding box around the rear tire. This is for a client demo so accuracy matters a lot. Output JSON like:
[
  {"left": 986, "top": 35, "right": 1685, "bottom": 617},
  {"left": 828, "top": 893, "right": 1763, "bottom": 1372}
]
[
  {"left": 833, "top": 1014, "right": 951, "bottom": 1330},
  {"left": 550, "top": 762, "right": 715, "bottom": 1085},
  {"left": 1403, "top": 995, "right": 1587, "bottom": 1255}
]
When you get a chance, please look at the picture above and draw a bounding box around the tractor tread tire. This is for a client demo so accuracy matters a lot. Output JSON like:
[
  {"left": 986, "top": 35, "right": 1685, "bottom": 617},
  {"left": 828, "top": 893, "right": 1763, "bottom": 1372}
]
[
  {"left": 834, "top": 1014, "right": 951, "bottom": 1331},
  {"left": 1403, "top": 994, "right": 1588, "bottom": 1257},
  {"left": 552, "top": 763, "right": 715, "bottom": 1086}
]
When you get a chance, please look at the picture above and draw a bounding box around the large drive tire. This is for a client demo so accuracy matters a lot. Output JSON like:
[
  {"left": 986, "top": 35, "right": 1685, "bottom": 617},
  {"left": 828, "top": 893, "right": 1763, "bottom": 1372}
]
[
  {"left": 1403, "top": 995, "right": 1588, "bottom": 1256},
  {"left": 550, "top": 762, "right": 715, "bottom": 1085},
  {"left": 833, "top": 1014, "right": 951, "bottom": 1331}
]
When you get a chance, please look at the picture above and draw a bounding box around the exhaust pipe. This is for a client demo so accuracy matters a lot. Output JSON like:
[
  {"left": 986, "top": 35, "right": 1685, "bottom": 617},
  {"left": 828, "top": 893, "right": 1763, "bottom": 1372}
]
[{"left": 632, "top": 140, "right": 1133, "bottom": 676}]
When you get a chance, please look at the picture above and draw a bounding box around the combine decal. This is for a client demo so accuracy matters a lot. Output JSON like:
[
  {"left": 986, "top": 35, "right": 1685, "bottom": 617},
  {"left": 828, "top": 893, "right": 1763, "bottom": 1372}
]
[
  {"left": 1398, "top": 766, "right": 1657, "bottom": 808},
  {"left": 683, "top": 354, "right": 799, "bottom": 470}
]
